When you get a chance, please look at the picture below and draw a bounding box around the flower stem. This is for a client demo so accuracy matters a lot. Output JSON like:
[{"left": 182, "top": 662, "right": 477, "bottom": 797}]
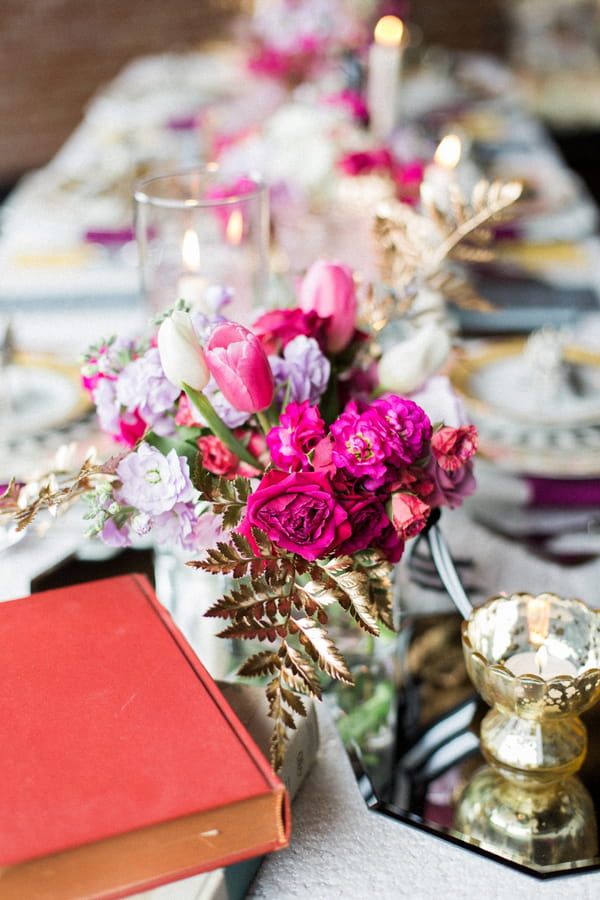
[
  {"left": 183, "top": 383, "right": 263, "bottom": 471},
  {"left": 256, "top": 410, "right": 272, "bottom": 436}
]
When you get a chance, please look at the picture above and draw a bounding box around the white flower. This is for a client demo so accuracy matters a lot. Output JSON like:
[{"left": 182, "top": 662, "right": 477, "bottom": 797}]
[
  {"left": 378, "top": 323, "right": 452, "bottom": 394},
  {"left": 157, "top": 310, "right": 210, "bottom": 391}
]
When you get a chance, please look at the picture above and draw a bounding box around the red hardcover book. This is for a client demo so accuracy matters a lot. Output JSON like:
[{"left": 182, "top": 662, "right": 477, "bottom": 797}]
[{"left": 0, "top": 573, "right": 290, "bottom": 900}]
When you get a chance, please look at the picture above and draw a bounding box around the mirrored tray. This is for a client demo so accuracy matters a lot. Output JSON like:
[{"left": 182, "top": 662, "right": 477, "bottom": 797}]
[{"left": 335, "top": 611, "right": 600, "bottom": 879}]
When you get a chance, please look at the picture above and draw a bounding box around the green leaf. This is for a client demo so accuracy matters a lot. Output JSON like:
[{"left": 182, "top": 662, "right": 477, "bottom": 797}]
[{"left": 145, "top": 432, "right": 199, "bottom": 467}]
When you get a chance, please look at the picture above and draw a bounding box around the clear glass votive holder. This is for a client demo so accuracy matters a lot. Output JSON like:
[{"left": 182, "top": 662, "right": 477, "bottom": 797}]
[{"left": 133, "top": 165, "right": 269, "bottom": 321}]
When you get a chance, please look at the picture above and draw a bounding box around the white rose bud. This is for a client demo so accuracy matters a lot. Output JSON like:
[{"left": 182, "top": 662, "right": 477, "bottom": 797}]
[
  {"left": 377, "top": 323, "right": 452, "bottom": 395},
  {"left": 157, "top": 310, "right": 210, "bottom": 391}
]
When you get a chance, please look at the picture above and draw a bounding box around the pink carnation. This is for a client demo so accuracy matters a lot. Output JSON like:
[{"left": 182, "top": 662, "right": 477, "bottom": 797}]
[{"left": 266, "top": 401, "right": 325, "bottom": 471}]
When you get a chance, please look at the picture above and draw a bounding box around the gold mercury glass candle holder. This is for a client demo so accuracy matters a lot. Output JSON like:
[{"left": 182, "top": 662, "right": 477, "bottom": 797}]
[{"left": 455, "top": 592, "right": 600, "bottom": 868}]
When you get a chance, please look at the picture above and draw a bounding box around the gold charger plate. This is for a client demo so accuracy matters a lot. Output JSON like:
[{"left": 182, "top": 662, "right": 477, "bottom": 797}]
[
  {"left": 0, "top": 352, "right": 91, "bottom": 442},
  {"left": 450, "top": 339, "right": 600, "bottom": 476}
]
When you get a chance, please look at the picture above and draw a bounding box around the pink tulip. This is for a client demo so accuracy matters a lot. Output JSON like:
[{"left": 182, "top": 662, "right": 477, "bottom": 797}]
[
  {"left": 298, "top": 259, "right": 357, "bottom": 354},
  {"left": 204, "top": 322, "right": 275, "bottom": 413}
]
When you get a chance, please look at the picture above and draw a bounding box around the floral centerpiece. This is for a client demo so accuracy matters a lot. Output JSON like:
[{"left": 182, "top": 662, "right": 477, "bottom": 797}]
[{"left": 2, "top": 259, "right": 478, "bottom": 769}]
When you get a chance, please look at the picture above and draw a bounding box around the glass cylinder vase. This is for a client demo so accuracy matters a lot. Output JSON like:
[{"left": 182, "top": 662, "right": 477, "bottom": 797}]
[{"left": 134, "top": 165, "right": 270, "bottom": 321}]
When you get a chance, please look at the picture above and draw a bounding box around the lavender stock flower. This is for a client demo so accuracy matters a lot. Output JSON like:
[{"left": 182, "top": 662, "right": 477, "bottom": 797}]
[
  {"left": 116, "top": 347, "right": 180, "bottom": 436},
  {"left": 270, "top": 334, "right": 330, "bottom": 405},
  {"left": 116, "top": 444, "right": 195, "bottom": 516}
]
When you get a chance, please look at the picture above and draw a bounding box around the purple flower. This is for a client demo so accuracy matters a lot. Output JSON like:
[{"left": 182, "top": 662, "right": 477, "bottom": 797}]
[
  {"left": 266, "top": 401, "right": 326, "bottom": 471},
  {"left": 116, "top": 444, "right": 195, "bottom": 516},
  {"left": 372, "top": 395, "right": 432, "bottom": 464},
  {"left": 116, "top": 348, "right": 180, "bottom": 436},
  {"left": 270, "top": 335, "right": 330, "bottom": 405},
  {"left": 200, "top": 377, "right": 252, "bottom": 429},
  {"left": 426, "top": 457, "right": 477, "bottom": 509},
  {"left": 151, "top": 502, "right": 200, "bottom": 551},
  {"left": 100, "top": 517, "right": 132, "bottom": 548},
  {"left": 93, "top": 377, "right": 121, "bottom": 436}
]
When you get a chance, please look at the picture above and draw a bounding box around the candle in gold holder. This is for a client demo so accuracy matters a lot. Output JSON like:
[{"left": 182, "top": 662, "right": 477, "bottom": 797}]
[{"left": 455, "top": 592, "right": 600, "bottom": 868}]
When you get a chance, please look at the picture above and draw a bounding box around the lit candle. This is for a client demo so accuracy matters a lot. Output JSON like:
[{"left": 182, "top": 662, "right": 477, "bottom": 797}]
[
  {"left": 505, "top": 644, "right": 578, "bottom": 679},
  {"left": 504, "top": 594, "right": 578, "bottom": 679},
  {"left": 367, "top": 15, "right": 404, "bottom": 141},
  {"left": 177, "top": 228, "right": 209, "bottom": 309},
  {"left": 226, "top": 208, "right": 244, "bottom": 246},
  {"left": 421, "top": 133, "right": 462, "bottom": 210}
]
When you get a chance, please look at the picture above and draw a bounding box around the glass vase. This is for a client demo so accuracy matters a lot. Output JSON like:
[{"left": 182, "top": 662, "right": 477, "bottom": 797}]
[{"left": 134, "top": 165, "right": 269, "bottom": 321}]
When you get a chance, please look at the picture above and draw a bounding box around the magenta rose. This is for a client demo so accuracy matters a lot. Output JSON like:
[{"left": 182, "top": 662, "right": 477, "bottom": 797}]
[
  {"left": 337, "top": 147, "right": 393, "bottom": 177},
  {"left": 389, "top": 493, "right": 431, "bottom": 541},
  {"left": 242, "top": 469, "right": 351, "bottom": 561},
  {"left": 431, "top": 425, "right": 478, "bottom": 471},
  {"left": 427, "top": 458, "right": 477, "bottom": 509},
  {"left": 336, "top": 494, "right": 395, "bottom": 556},
  {"left": 252, "top": 307, "right": 328, "bottom": 355}
]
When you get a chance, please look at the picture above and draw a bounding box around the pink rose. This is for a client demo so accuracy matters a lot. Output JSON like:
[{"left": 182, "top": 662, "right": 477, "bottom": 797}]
[
  {"left": 298, "top": 259, "right": 358, "bottom": 354},
  {"left": 205, "top": 322, "right": 275, "bottom": 413},
  {"left": 242, "top": 469, "right": 351, "bottom": 561},
  {"left": 390, "top": 493, "right": 431, "bottom": 541},
  {"left": 197, "top": 435, "right": 239, "bottom": 477},
  {"left": 432, "top": 425, "right": 478, "bottom": 472}
]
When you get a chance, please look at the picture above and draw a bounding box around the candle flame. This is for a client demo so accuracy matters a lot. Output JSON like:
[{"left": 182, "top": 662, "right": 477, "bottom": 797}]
[
  {"left": 182, "top": 228, "right": 201, "bottom": 271},
  {"left": 527, "top": 595, "right": 551, "bottom": 647},
  {"left": 226, "top": 209, "right": 244, "bottom": 246},
  {"left": 535, "top": 644, "right": 548, "bottom": 673},
  {"left": 434, "top": 134, "right": 462, "bottom": 170},
  {"left": 374, "top": 15, "right": 404, "bottom": 48}
]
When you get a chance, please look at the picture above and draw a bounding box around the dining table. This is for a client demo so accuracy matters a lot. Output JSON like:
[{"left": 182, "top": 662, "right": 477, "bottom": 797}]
[{"left": 2, "top": 28, "right": 600, "bottom": 900}]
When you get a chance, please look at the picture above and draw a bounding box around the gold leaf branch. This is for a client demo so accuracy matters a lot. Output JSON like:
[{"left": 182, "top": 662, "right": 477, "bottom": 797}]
[
  {"left": 370, "top": 177, "right": 522, "bottom": 322},
  {"left": 0, "top": 455, "right": 115, "bottom": 532}
]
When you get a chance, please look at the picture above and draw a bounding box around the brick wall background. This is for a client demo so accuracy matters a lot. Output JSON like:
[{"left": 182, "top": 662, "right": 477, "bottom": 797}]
[
  {"left": 0, "top": 1, "right": 513, "bottom": 189},
  {"left": 0, "top": 0, "right": 248, "bottom": 187}
]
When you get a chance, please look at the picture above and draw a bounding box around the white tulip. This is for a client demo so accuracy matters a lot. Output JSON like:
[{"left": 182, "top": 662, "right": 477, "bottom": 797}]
[
  {"left": 157, "top": 311, "right": 210, "bottom": 391},
  {"left": 378, "top": 323, "right": 452, "bottom": 394}
]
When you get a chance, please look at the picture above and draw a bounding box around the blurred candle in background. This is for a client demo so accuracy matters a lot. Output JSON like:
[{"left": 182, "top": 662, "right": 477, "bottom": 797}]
[
  {"left": 367, "top": 15, "right": 404, "bottom": 140},
  {"left": 421, "top": 133, "right": 462, "bottom": 209}
]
